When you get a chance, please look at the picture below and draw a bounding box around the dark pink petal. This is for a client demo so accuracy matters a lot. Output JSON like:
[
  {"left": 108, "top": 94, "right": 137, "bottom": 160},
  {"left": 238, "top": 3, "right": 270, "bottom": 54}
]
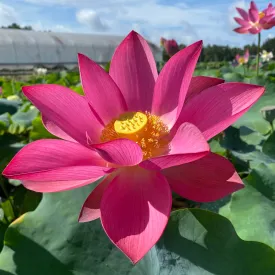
[
  {"left": 250, "top": 1, "right": 258, "bottom": 11},
  {"left": 42, "top": 114, "right": 76, "bottom": 142},
  {"left": 78, "top": 54, "right": 127, "bottom": 125},
  {"left": 236, "top": 7, "right": 249, "bottom": 20},
  {"left": 264, "top": 3, "right": 273, "bottom": 15},
  {"left": 265, "top": 23, "right": 275, "bottom": 29},
  {"left": 176, "top": 83, "right": 264, "bottom": 141},
  {"left": 234, "top": 17, "right": 250, "bottom": 27},
  {"left": 249, "top": 7, "right": 259, "bottom": 23},
  {"left": 185, "top": 76, "right": 224, "bottom": 103},
  {"left": 265, "top": 17, "right": 275, "bottom": 26},
  {"left": 3, "top": 139, "right": 111, "bottom": 192},
  {"left": 12, "top": 166, "right": 111, "bottom": 181},
  {"left": 78, "top": 174, "right": 115, "bottom": 222},
  {"left": 163, "top": 39, "right": 180, "bottom": 57},
  {"left": 248, "top": 27, "right": 261, "bottom": 34},
  {"left": 233, "top": 27, "right": 249, "bottom": 34},
  {"left": 109, "top": 31, "right": 158, "bottom": 112},
  {"left": 22, "top": 179, "right": 101, "bottom": 193},
  {"left": 100, "top": 167, "right": 172, "bottom": 263},
  {"left": 22, "top": 84, "right": 103, "bottom": 146},
  {"left": 163, "top": 153, "right": 244, "bottom": 202},
  {"left": 260, "top": 14, "right": 274, "bottom": 24},
  {"left": 264, "top": 4, "right": 275, "bottom": 16},
  {"left": 152, "top": 41, "right": 202, "bottom": 128},
  {"left": 92, "top": 139, "right": 143, "bottom": 166},
  {"left": 140, "top": 123, "right": 209, "bottom": 170}
]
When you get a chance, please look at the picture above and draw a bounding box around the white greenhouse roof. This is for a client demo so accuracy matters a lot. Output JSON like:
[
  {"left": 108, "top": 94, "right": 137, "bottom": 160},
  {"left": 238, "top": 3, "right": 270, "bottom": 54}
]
[{"left": 0, "top": 29, "right": 162, "bottom": 70}]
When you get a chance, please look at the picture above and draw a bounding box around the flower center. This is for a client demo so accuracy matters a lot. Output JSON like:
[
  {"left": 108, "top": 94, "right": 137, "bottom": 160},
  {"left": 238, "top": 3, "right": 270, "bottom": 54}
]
[
  {"left": 101, "top": 111, "right": 170, "bottom": 159},
  {"left": 238, "top": 57, "right": 245, "bottom": 64},
  {"left": 250, "top": 12, "right": 265, "bottom": 28},
  {"left": 114, "top": 112, "right": 148, "bottom": 135},
  {"left": 259, "top": 11, "right": 265, "bottom": 19}
]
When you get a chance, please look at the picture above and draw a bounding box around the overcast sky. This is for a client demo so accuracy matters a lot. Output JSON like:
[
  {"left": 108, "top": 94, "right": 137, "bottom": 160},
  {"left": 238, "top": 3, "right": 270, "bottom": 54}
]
[{"left": 0, "top": 0, "right": 274, "bottom": 47}]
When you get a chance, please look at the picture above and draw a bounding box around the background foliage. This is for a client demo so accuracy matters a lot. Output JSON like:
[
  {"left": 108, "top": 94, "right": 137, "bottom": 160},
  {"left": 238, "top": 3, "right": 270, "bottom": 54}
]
[{"left": 1, "top": 54, "right": 275, "bottom": 273}]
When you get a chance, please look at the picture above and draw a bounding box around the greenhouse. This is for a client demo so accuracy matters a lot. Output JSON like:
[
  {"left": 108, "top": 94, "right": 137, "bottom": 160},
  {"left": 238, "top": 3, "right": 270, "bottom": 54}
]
[{"left": 0, "top": 29, "right": 162, "bottom": 71}]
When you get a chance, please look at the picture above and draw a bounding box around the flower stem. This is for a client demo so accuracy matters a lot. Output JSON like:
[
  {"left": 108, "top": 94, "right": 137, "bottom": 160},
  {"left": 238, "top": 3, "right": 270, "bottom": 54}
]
[
  {"left": 243, "top": 64, "right": 245, "bottom": 77},
  {"left": 256, "top": 32, "right": 261, "bottom": 76},
  {"left": 270, "top": 122, "right": 274, "bottom": 133},
  {"left": 3, "top": 213, "right": 9, "bottom": 224}
]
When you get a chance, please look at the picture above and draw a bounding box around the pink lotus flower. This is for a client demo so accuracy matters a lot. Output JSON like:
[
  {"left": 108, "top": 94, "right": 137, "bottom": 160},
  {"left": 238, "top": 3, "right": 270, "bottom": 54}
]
[
  {"left": 3, "top": 31, "right": 264, "bottom": 263},
  {"left": 160, "top": 37, "right": 179, "bottom": 57},
  {"left": 234, "top": 1, "right": 275, "bottom": 34},
  {"left": 236, "top": 49, "right": 250, "bottom": 65}
]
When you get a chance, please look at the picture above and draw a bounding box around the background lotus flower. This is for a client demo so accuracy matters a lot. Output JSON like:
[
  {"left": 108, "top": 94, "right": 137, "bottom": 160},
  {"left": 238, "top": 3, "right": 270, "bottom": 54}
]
[
  {"left": 233, "top": 2, "right": 272, "bottom": 75},
  {"left": 160, "top": 37, "right": 180, "bottom": 57},
  {"left": 234, "top": 1, "right": 275, "bottom": 34},
  {"left": 236, "top": 49, "right": 249, "bottom": 65},
  {"left": 244, "top": 48, "right": 250, "bottom": 61},
  {"left": 2, "top": 31, "right": 264, "bottom": 264},
  {"left": 260, "top": 50, "right": 273, "bottom": 62}
]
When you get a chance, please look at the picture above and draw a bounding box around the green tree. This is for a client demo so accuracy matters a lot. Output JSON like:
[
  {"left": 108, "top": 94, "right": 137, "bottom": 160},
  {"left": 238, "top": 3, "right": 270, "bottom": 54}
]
[{"left": 1, "top": 23, "right": 32, "bottom": 30}]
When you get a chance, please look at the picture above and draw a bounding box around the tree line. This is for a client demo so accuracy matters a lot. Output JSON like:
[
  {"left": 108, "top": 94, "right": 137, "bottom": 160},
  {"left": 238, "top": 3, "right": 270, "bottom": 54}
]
[
  {"left": 163, "top": 39, "right": 275, "bottom": 62},
  {"left": 1, "top": 23, "right": 33, "bottom": 31}
]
